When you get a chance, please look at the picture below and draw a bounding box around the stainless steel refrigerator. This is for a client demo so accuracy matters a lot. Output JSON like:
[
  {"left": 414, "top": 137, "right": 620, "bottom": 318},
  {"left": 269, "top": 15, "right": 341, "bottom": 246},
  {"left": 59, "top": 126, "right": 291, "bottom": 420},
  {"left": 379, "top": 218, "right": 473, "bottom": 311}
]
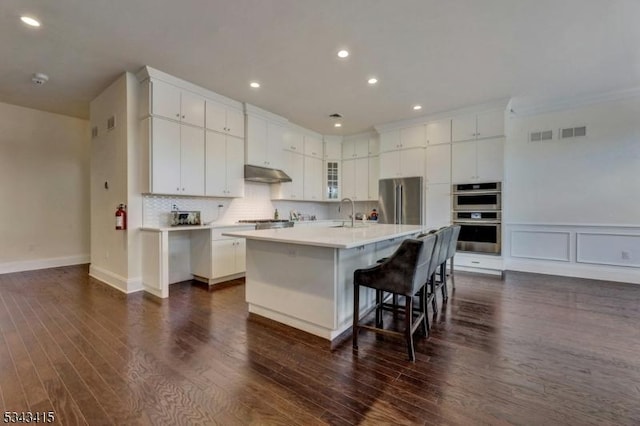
[{"left": 378, "top": 177, "right": 423, "bottom": 225}]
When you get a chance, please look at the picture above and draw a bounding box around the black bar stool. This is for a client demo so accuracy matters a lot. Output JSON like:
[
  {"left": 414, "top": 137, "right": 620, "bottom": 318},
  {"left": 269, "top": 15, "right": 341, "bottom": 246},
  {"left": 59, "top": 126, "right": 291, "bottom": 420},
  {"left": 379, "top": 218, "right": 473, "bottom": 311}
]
[{"left": 352, "top": 234, "right": 437, "bottom": 361}]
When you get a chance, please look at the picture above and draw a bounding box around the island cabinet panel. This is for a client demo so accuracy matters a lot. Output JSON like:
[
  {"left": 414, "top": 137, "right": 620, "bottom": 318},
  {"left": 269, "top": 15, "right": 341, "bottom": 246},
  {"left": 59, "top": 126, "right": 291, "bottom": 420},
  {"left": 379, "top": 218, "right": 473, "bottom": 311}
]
[
  {"left": 245, "top": 241, "right": 338, "bottom": 329},
  {"left": 336, "top": 244, "right": 377, "bottom": 328}
]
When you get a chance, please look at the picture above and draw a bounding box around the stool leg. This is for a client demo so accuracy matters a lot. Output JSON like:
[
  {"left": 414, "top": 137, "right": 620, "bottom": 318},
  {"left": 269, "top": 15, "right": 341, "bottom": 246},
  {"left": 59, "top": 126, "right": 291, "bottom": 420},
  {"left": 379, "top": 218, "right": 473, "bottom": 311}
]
[
  {"left": 441, "top": 263, "right": 448, "bottom": 302},
  {"left": 430, "top": 275, "right": 438, "bottom": 314},
  {"left": 450, "top": 257, "right": 456, "bottom": 291},
  {"left": 392, "top": 294, "right": 399, "bottom": 320},
  {"left": 353, "top": 284, "right": 359, "bottom": 350},
  {"left": 405, "top": 295, "right": 415, "bottom": 361},
  {"left": 376, "top": 290, "right": 383, "bottom": 328},
  {"left": 420, "top": 287, "right": 428, "bottom": 337}
]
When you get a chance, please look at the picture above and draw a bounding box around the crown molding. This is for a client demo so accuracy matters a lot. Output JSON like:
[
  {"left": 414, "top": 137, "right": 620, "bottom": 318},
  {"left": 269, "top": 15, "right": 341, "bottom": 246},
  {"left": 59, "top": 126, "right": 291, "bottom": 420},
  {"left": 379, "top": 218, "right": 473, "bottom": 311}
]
[
  {"left": 135, "top": 66, "right": 243, "bottom": 110},
  {"left": 374, "top": 98, "right": 510, "bottom": 133},
  {"left": 510, "top": 86, "right": 640, "bottom": 117},
  {"left": 244, "top": 103, "right": 289, "bottom": 124}
]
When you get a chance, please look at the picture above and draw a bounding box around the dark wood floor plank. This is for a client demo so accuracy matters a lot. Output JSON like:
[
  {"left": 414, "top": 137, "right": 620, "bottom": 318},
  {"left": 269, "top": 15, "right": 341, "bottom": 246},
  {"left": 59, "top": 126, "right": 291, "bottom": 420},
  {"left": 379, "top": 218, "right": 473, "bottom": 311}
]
[{"left": 1, "top": 265, "right": 640, "bottom": 425}]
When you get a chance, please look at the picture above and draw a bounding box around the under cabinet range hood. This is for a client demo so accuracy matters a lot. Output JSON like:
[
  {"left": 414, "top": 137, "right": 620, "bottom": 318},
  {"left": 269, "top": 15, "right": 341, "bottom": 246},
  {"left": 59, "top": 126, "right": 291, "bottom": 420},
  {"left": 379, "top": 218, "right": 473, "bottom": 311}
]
[{"left": 244, "top": 164, "right": 292, "bottom": 183}]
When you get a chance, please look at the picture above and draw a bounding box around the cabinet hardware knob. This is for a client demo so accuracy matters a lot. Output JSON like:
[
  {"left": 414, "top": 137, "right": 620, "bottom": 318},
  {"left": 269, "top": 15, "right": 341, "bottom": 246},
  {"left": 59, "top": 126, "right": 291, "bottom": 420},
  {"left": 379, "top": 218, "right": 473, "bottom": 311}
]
[
  {"left": 176, "top": 114, "right": 180, "bottom": 117},
  {"left": 182, "top": 115, "right": 185, "bottom": 119}
]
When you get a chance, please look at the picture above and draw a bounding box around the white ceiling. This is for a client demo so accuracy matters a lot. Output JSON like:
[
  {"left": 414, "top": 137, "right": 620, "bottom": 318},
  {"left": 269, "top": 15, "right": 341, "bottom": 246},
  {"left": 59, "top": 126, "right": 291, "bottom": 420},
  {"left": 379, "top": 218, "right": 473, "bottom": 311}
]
[{"left": 2, "top": 0, "right": 639, "bottom": 135}]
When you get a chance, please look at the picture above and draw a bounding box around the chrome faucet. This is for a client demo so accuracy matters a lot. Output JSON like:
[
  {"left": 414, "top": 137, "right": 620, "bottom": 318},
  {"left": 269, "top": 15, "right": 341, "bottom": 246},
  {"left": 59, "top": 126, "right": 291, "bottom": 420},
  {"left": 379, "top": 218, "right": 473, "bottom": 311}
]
[{"left": 339, "top": 197, "right": 355, "bottom": 228}]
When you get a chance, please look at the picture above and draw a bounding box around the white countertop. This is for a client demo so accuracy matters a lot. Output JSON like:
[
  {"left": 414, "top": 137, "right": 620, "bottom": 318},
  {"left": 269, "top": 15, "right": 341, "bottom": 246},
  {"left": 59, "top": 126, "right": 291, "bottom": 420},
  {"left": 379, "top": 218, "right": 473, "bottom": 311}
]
[{"left": 222, "top": 224, "right": 423, "bottom": 249}]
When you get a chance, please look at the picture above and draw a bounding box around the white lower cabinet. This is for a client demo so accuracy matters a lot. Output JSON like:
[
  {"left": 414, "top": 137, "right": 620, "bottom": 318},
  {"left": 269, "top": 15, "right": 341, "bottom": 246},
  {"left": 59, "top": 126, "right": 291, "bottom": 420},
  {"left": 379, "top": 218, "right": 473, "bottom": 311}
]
[
  {"left": 191, "top": 227, "right": 251, "bottom": 285},
  {"left": 211, "top": 238, "right": 246, "bottom": 278}
]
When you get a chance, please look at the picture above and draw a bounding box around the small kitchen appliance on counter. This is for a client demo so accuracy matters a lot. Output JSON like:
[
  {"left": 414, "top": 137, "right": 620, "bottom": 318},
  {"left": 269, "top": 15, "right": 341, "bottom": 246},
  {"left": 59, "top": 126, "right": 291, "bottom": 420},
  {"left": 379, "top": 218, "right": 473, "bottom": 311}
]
[{"left": 170, "top": 211, "right": 201, "bottom": 226}]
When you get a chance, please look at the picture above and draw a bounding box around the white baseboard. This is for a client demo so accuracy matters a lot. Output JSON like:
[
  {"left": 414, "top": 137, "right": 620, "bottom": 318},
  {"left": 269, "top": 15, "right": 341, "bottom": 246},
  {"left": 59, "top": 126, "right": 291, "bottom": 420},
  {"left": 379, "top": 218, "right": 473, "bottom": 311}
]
[
  {"left": 89, "top": 265, "right": 144, "bottom": 294},
  {"left": 506, "top": 258, "right": 639, "bottom": 285},
  {"left": 0, "top": 254, "right": 90, "bottom": 275}
]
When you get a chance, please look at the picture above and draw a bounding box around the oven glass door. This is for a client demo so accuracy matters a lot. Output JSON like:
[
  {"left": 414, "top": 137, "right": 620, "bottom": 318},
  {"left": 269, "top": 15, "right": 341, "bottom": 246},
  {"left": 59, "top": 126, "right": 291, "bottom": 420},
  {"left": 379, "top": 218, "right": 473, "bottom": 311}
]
[
  {"left": 456, "top": 222, "right": 501, "bottom": 254},
  {"left": 453, "top": 193, "right": 501, "bottom": 210}
]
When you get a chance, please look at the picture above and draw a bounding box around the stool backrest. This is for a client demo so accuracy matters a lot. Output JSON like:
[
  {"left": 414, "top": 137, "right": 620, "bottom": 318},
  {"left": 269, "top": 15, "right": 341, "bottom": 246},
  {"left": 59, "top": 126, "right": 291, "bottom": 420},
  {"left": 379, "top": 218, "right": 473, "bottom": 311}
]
[
  {"left": 446, "top": 225, "right": 461, "bottom": 260},
  {"left": 414, "top": 234, "right": 437, "bottom": 294},
  {"left": 436, "top": 226, "right": 453, "bottom": 266},
  {"left": 427, "top": 228, "right": 443, "bottom": 277}
]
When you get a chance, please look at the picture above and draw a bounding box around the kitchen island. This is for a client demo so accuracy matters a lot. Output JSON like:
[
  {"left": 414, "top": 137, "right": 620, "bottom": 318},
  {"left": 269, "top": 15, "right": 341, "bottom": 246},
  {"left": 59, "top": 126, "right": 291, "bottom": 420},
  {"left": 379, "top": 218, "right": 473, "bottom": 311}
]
[{"left": 223, "top": 224, "right": 423, "bottom": 344}]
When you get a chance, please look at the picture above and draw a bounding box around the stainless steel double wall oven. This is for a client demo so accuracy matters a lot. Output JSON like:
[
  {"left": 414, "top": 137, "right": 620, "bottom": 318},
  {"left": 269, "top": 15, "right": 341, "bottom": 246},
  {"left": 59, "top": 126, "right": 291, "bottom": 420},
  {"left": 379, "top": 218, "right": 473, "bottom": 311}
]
[{"left": 452, "top": 182, "right": 502, "bottom": 254}]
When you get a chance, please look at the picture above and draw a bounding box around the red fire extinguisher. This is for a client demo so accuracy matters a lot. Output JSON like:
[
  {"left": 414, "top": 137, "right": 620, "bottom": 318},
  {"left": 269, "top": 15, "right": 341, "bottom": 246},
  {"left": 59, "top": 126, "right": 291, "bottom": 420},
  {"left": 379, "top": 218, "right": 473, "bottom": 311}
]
[{"left": 115, "top": 204, "right": 127, "bottom": 230}]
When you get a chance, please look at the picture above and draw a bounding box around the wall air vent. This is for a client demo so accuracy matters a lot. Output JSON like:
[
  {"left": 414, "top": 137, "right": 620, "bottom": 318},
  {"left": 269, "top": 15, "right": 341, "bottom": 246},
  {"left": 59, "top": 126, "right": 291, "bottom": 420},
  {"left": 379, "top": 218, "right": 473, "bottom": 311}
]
[
  {"left": 560, "top": 126, "right": 586, "bottom": 139},
  {"left": 107, "top": 115, "right": 116, "bottom": 131},
  {"left": 529, "top": 130, "right": 553, "bottom": 142},
  {"left": 91, "top": 126, "right": 98, "bottom": 138}
]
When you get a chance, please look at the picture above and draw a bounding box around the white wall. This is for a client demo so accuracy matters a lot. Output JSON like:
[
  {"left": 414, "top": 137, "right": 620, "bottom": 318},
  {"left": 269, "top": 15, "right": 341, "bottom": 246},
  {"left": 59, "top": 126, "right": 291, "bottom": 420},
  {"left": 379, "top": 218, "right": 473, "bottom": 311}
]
[
  {"left": 89, "top": 73, "right": 142, "bottom": 292},
  {"left": 0, "top": 102, "right": 90, "bottom": 273},
  {"left": 504, "top": 96, "right": 640, "bottom": 283},
  {"left": 505, "top": 97, "right": 640, "bottom": 225}
]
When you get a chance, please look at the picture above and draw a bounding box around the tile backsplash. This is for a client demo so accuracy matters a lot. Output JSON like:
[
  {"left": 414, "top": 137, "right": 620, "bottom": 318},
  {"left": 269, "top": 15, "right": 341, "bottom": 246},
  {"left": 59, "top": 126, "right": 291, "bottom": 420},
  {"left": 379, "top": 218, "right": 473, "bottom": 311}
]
[{"left": 142, "top": 182, "right": 375, "bottom": 227}]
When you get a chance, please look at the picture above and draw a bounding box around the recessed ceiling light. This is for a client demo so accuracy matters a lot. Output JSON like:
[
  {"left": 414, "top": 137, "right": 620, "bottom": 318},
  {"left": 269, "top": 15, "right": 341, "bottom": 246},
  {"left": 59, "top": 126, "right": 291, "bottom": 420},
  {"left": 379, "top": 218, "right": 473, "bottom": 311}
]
[
  {"left": 337, "top": 50, "right": 349, "bottom": 58},
  {"left": 367, "top": 78, "right": 378, "bottom": 85},
  {"left": 334, "top": 123, "right": 342, "bottom": 128},
  {"left": 413, "top": 105, "right": 422, "bottom": 111},
  {"left": 249, "top": 81, "right": 260, "bottom": 88},
  {"left": 20, "top": 16, "right": 41, "bottom": 27}
]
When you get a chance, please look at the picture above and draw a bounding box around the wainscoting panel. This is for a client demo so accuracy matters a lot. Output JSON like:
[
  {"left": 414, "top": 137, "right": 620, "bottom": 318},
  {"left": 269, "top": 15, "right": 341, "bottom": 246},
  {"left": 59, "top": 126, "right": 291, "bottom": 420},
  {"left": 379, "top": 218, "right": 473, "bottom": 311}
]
[
  {"left": 505, "top": 223, "right": 640, "bottom": 285},
  {"left": 510, "top": 230, "right": 571, "bottom": 261},
  {"left": 577, "top": 232, "right": 640, "bottom": 268}
]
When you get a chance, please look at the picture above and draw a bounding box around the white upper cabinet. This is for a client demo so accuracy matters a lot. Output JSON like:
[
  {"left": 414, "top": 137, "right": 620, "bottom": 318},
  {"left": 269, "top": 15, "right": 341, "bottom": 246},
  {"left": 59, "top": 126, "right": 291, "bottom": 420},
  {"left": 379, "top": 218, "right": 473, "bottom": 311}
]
[
  {"left": 368, "top": 156, "right": 379, "bottom": 200},
  {"left": 475, "top": 138, "right": 504, "bottom": 182},
  {"left": 150, "top": 79, "right": 205, "bottom": 127},
  {"left": 400, "top": 125, "right": 426, "bottom": 149},
  {"left": 380, "top": 130, "right": 400, "bottom": 152},
  {"left": 342, "top": 157, "right": 369, "bottom": 201},
  {"left": 205, "top": 101, "right": 244, "bottom": 138},
  {"left": 451, "top": 137, "right": 504, "bottom": 183},
  {"left": 380, "top": 125, "right": 425, "bottom": 152},
  {"left": 452, "top": 109, "right": 504, "bottom": 142},
  {"left": 148, "top": 118, "right": 205, "bottom": 196},
  {"left": 368, "top": 136, "right": 380, "bottom": 156},
  {"left": 425, "top": 183, "right": 451, "bottom": 229},
  {"left": 246, "top": 114, "right": 285, "bottom": 170},
  {"left": 324, "top": 139, "right": 342, "bottom": 159},
  {"left": 342, "top": 137, "right": 370, "bottom": 159},
  {"left": 379, "top": 147, "right": 425, "bottom": 179},
  {"left": 304, "top": 136, "right": 323, "bottom": 158},
  {"left": 283, "top": 130, "right": 304, "bottom": 152},
  {"left": 476, "top": 110, "right": 505, "bottom": 140},
  {"left": 273, "top": 150, "right": 304, "bottom": 199},
  {"left": 426, "top": 119, "right": 451, "bottom": 145},
  {"left": 303, "top": 156, "right": 323, "bottom": 201},
  {"left": 426, "top": 143, "right": 451, "bottom": 184},
  {"left": 205, "top": 130, "right": 244, "bottom": 197}
]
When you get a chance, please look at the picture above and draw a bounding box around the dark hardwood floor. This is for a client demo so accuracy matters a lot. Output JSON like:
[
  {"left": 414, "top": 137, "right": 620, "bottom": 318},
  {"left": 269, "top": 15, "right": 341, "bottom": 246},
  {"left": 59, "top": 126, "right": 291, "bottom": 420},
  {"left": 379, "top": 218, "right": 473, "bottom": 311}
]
[{"left": 1, "top": 265, "right": 639, "bottom": 425}]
